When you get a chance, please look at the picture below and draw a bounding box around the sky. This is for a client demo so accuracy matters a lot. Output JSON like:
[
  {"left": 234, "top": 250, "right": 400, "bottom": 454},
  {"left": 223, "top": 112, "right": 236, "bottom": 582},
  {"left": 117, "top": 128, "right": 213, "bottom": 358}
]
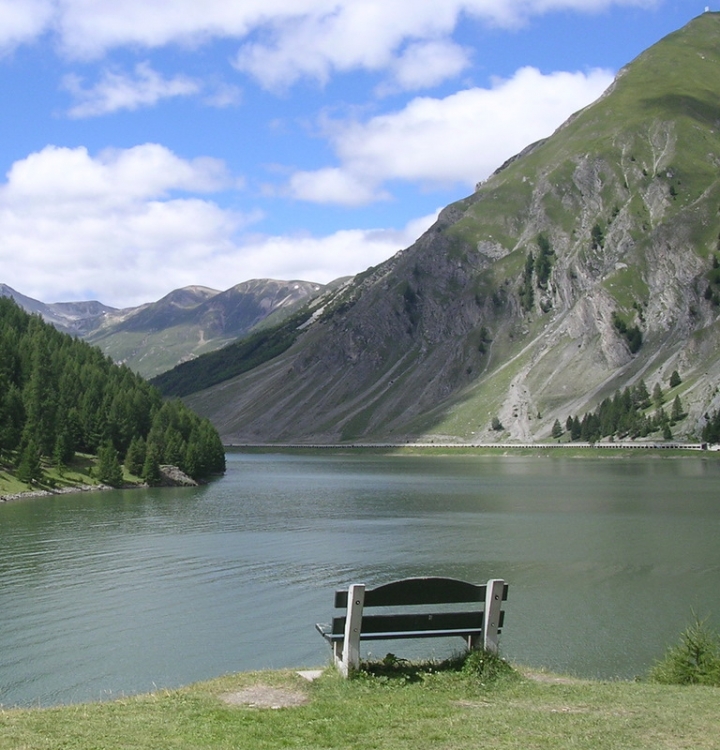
[{"left": 0, "top": 0, "right": 706, "bottom": 308}]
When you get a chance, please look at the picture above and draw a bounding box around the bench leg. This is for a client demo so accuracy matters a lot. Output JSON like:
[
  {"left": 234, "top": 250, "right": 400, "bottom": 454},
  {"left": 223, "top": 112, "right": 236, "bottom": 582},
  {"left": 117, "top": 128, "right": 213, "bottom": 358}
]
[
  {"left": 483, "top": 578, "right": 505, "bottom": 654},
  {"left": 338, "top": 583, "right": 365, "bottom": 677}
]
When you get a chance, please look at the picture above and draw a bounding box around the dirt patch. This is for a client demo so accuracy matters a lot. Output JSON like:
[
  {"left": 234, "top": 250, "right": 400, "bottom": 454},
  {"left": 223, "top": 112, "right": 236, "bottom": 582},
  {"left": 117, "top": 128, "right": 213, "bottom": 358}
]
[
  {"left": 522, "top": 669, "right": 588, "bottom": 685},
  {"left": 219, "top": 685, "right": 309, "bottom": 709}
]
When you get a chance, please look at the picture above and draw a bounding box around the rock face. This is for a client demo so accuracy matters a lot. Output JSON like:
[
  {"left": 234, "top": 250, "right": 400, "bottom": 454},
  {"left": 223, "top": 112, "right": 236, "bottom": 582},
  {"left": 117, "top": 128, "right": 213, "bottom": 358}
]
[
  {"left": 159, "top": 465, "right": 198, "bottom": 487},
  {"left": 185, "top": 14, "right": 720, "bottom": 445}
]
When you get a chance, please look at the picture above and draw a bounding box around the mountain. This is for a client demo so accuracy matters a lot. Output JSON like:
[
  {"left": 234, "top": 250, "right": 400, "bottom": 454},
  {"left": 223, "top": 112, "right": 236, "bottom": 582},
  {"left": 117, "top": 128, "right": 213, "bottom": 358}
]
[
  {"left": 1, "top": 279, "right": 326, "bottom": 378},
  {"left": 0, "top": 283, "right": 117, "bottom": 335},
  {"left": 178, "top": 13, "right": 720, "bottom": 444}
]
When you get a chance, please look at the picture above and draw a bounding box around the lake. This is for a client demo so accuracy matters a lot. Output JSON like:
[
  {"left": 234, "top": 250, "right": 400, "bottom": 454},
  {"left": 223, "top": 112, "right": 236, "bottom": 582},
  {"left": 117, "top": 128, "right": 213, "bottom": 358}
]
[{"left": 1, "top": 450, "right": 720, "bottom": 707}]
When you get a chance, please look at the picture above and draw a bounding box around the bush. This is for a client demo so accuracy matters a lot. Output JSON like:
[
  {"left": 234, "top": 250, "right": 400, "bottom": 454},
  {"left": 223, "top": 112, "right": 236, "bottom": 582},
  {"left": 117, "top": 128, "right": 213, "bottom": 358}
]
[
  {"left": 463, "top": 648, "right": 519, "bottom": 686},
  {"left": 649, "top": 616, "right": 720, "bottom": 686}
]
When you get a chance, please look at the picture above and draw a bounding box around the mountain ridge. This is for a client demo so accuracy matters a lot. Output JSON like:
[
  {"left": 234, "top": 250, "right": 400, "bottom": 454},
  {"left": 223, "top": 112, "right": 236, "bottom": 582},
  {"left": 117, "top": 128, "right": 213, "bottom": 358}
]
[
  {"left": 0, "top": 279, "right": 327, "bottom": 378},
  {"left": 177, "top": 13, "right": 720, "bottom": 444}
]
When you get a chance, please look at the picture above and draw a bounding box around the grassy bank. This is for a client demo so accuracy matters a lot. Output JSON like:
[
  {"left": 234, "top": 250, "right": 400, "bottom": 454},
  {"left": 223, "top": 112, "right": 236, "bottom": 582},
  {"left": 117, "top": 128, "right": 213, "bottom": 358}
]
[
  {"left": 2, "top": 663, "right": 719, "bottom": 750},
  {"left": 0, "top": 452, "right": 143, "bottom": 501}
]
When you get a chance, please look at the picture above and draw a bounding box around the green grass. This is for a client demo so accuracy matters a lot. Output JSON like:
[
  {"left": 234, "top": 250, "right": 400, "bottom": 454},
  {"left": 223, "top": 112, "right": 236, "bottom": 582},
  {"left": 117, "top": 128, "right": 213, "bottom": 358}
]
[
  {"left": 2, "top": 660, "right": 720, "bottom": 750},
  {"left": 0, "top": 452, "right": 144, "bottom": 498}
]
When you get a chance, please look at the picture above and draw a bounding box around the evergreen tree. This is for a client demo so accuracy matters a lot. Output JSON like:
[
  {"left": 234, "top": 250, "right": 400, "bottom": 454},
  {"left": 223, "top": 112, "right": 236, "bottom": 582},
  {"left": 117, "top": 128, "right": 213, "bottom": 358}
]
[
  {"left": 22, "top": 334, "right": 57, "bottom": 455},
  {"left": 551, "top": 419, "right": 563, "bottom": 439},
  {"left": 142, "top": 444, "right": 163, "bottom": 486},
  {"left": 2, "top": 384, "right": 24, "bottom": 453},
  {"left": 16, "top": 439, "right": 42, "bottom": 484},
  {"left": 53, "top": 428, "right": 74, "bottom": 470},
  {"left": 671, "top": 395, "right": 685, "bottom": 423},
  {"left": 634, "top": 380, "right": 650, "bottom": 409},
  {"left": 0, "top": 297, "right": 225, "bottom": 485},
  {"left": 124, "top": 436, "right": 146, "bottom": 477},
  {"left": 97, "top": 441, "right": 124, "bottom": 487},
  {"left": 652, "top": 382, "right": 664, "bottom": 408}
]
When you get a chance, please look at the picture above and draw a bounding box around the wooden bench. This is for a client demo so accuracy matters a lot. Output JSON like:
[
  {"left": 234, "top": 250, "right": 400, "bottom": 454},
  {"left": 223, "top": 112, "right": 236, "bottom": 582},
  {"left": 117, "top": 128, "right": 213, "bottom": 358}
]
[{"left": 316, "top": 576, "right": 508, "bottom": 676}]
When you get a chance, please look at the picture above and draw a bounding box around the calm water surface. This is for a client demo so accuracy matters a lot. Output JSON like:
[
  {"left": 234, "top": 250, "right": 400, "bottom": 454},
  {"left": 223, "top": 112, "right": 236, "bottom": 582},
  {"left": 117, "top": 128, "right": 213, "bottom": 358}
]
[{"left": 1, "top": 451, "right": 720, "bottom": 706}]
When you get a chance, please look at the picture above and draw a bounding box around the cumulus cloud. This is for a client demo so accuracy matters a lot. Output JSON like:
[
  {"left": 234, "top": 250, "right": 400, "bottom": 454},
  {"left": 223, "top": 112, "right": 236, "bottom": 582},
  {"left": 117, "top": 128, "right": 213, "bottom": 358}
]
[
  {"left": 1, "top": 1, "right": 653, "bottom": 88},
  {"left": 208, "top": 209, "right": 440, "bottom": 290},
  {"left": 0, "top": 143, "right": 437, "bottom": 307},
  {"left": 289, "top": 66, "right": 614, "bottom": 204},
  {"left": 0, "top": 0, "right": 53, "bottom": 51},
  {"left": 287, "top": 168, "right": 388, "bottom": 207},
  {"left": 381, "top": 40, "right": 472, "bottom": 94},
  {"left": 0, "top": 145, "right": 244, "bottom": 306},
  {"left": 62, "top": 62, "right": 201, "bottom": 117},
  {"left": 232, "top": 0, "right": 651, "bottom": 89}
]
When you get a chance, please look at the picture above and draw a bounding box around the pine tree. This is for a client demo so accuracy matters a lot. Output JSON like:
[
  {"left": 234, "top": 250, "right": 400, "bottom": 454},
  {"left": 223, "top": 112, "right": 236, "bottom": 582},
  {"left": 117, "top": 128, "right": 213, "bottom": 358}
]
[
  {"left": 551, "top": 419, "right": 563, "bottom": 439},
  {"left": 652, "top": 382, "right": 664, "bottom": 408},
  {"left": 142, "top": 444, "right": 163, "bottom": 486},
  {"left": 671, "top": 395, "right": 685, "bottom": 423},
  {"left": 16, "top": 439, "right": 42, "bottom": 484},
  {"left": 124, "top": 436, "right": 146, "bottom": 477},
  {"left": 669, "top": 370, "right": 682, "bottom": 388},
  {"left": 97, "top": 441, "right": 124, "bottom": 487},
  {"left": 53, "top": 428, "right": 74, "bottom": 470}
]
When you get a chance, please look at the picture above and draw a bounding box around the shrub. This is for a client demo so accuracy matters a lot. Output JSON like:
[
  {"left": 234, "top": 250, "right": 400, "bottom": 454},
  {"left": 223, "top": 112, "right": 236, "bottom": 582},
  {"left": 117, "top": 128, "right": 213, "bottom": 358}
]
[
  {"left": 463, "top": 648, "right": 519, "bottom": 686},
  {"left": 649, "top": 616, "right": 720, "bottom": 686}
]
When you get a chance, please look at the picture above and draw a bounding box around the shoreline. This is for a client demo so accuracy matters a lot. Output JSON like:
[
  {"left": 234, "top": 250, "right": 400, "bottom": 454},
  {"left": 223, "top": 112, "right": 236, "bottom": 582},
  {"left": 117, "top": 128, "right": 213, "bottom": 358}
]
[
  {"left": 0, "top": 465, "right": 197, "bottom": 504},
  {"left": 0, "top": 482, "right": 116, "bottom": 504},
  {"left": 226, "top": 440, "right": 708, "bottom": 450}
]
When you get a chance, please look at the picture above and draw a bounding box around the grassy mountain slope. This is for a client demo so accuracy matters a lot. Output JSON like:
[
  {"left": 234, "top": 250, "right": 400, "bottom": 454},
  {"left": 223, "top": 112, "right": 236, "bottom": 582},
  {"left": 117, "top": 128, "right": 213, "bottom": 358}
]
[
  {"left": 181, "top": 13, "right": 720, "bottom": 444},
  {"left": 86, "top": 279, "right": 326, "bottom": 378}
]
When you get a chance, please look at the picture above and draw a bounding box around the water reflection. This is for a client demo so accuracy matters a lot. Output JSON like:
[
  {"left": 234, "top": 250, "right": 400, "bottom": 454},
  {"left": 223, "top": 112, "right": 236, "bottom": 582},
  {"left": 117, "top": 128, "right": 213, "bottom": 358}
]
[{"left": 1, "top": 451, "right": 720, "bottom": 706}]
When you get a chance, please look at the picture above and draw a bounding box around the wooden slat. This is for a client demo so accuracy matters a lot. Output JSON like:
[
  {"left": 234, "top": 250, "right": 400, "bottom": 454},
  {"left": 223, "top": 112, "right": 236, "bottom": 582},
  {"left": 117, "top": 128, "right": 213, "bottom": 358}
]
[
  {"left": 334, "top": 577, "right": 491, "bottom": 608},
  {"left": 327, "top": 609, "right": 505, "bottom": 639},
  {"left": 362, "top": 611, "right": 484, "bottom": 634}
]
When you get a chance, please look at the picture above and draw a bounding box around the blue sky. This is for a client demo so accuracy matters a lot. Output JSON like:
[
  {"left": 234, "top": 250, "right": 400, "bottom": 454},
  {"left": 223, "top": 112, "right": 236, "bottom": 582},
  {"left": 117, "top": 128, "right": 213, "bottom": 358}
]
[{"left": 0, "top": 0, "right": 704, "bottom": 308}]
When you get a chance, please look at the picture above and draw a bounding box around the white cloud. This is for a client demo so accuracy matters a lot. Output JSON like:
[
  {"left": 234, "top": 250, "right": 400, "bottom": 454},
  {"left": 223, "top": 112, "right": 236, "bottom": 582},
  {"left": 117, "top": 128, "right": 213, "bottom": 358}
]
[
  {"left": 231, "top": 0, "right": 651, "bottom": 89},
  {"left": 62, "top": 62, "right": 201, "bottom": 117},
  {"left": 289, "top": 66, "right": 614, "bottom": 204},
  {"left": 211, "top": 209, "right": 440, "bottom": 288},
  {"left": 382, "top": 40, "right": 472, "bottom": 94},
  {"left": 288, "top": 168, "right": 387, "bottom": 207},
  {"left": 0, "top": 145, "right": 245, "bottom": 306},
  {"left": 0, "top": 143, "right": 437, "bottom": 307},
  {"left": 0, "top": 0, "right": 53, "bottom": 51},
  {"left": 0, "top": 1, "right": 654, "bottom": 88}
]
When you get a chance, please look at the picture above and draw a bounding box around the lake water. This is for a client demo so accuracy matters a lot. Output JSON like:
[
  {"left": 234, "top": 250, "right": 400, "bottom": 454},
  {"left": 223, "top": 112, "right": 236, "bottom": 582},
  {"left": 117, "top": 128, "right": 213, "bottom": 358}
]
[{"left": 1, "top": 451, "right": 720, "bottom": 707}]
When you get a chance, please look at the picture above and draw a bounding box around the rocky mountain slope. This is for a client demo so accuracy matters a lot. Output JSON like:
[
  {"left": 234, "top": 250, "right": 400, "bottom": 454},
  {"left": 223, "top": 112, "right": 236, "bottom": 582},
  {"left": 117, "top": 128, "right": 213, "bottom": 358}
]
[
  {"left": 1, "top": 279, "right": 325, "bottom": 377},
  {"left": 0, "top": 283, "right": 116, "bottom": 335},
  {"left": 181, "top": 13, "right": 720, "bottom": 444}
]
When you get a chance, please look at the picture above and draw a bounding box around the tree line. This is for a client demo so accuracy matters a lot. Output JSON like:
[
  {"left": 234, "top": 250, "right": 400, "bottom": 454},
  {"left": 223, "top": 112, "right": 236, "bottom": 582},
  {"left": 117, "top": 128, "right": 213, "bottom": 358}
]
[
  {"left": 552, "top": 373, "right": 685, "bottom": 442},
  {"left": 0, "top": 297, "right": 225, "bottom": 486}
]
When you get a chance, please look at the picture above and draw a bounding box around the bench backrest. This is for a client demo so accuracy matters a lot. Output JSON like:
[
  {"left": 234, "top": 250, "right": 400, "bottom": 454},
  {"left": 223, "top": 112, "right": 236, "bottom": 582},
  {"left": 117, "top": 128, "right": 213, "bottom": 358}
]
[{"left": 329, "top": 576, "right": 508, "bottom": 639}]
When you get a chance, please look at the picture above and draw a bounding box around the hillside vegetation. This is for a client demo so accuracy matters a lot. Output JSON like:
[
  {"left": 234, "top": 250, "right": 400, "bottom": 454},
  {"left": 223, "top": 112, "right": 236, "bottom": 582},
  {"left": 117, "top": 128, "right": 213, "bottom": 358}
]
[
  {"left": 165, "top": 13, "right": 720, "bottom": 445},
  {"left": 0, "top": 298, "right": 225, "bottom": 493}
]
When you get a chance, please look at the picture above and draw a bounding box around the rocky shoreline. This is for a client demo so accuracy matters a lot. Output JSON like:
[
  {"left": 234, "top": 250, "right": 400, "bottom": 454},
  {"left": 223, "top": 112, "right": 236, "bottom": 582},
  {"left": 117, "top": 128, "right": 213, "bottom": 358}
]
[
  {"left": 0, "top": 483, "right": 111, "bottom": 503},
  {"left": 0, "top": 465, "right": 198, "bottom": 503}
]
